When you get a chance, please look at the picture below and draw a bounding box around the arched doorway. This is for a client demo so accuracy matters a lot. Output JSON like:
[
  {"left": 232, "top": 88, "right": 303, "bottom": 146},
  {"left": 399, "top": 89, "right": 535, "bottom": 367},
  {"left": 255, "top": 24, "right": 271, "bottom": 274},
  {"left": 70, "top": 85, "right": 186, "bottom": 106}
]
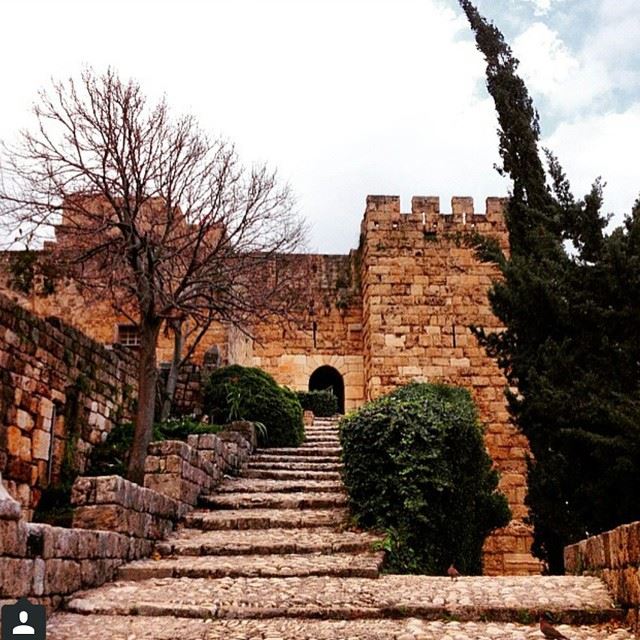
[{"left": 309, "top": 366, "right": 345, "bottom": 414}]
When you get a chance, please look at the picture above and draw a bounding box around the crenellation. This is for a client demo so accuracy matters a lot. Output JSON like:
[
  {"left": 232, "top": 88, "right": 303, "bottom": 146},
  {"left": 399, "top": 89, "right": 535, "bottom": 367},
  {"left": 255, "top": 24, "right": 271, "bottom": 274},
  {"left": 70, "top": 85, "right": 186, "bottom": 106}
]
[
  {"left": 451, "top": 196, "right": 474, "bottom": 224},
  {"left": 365, "top": 195, "right": 401, "bottom": 214},
  {"left": 362, "top": 194, "right": 508, "bottom": 239}
]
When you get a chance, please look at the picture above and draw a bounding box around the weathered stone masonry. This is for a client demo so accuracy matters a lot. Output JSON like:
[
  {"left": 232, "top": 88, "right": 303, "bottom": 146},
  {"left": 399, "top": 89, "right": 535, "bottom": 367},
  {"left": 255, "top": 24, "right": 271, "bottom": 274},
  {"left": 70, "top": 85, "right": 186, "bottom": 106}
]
[
  {"left": 0, "top": 292, "right": 138, "bottom": 516},
  {"left": 1, "top": 194, "right": 538, "bottom": 574},
  {"left": 358, "top": 196, "right": 534, "bottom": 575}
]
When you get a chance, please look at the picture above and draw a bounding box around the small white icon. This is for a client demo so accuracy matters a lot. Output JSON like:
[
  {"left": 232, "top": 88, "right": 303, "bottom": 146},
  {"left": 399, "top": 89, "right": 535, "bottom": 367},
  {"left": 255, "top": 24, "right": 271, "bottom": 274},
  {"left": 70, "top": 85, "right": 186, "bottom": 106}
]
[{"left": 12, "top": 611, "right": 35, "bottom": 636}]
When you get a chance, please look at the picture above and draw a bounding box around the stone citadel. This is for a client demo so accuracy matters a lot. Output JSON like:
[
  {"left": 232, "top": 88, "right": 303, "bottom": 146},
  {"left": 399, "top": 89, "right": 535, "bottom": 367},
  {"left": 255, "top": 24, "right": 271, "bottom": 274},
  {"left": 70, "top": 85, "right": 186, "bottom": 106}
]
[{"left": 0, "top": 194, "right": 538, "bottom": 574}]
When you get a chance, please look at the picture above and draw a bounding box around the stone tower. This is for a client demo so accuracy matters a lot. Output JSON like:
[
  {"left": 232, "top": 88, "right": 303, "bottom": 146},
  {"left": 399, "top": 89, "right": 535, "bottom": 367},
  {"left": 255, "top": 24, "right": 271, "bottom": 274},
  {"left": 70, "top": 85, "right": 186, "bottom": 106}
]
[{"left": 359, "top": 195, "right": 537, "bottom": 575}]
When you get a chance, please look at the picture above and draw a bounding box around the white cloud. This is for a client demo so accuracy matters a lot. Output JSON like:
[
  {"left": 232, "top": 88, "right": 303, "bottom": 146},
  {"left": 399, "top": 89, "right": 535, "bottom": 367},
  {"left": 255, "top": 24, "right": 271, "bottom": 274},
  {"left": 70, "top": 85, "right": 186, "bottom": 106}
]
[
  {"left": 0, "top": 0, "right": 512, "bottom": 253},
  {"left": 588, "top": 0, "right": 640, "bottom": 87},
  {"left": 513, "top": 22, "right": 611, "bottom": 113},
  {"left": 544, "top": 105, "right": 640, "bottom": 225},
  {"left": 514, "top": 23, "right": 577, "bottom": 95}
]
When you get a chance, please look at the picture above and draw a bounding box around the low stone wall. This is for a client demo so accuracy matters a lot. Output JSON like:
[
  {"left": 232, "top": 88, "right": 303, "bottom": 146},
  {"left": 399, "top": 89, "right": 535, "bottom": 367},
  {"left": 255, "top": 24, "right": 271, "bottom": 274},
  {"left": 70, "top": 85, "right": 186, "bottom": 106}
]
[
  {"left": 72, "top": 475, "right": 182, "bottom": 539},
  {"left": 1, "top": 423, "right": 257, "bottom": 616},
  {"left": 0, "top": 480, "right": 148, "bottom": 612},
  {"left": 565, "top": 520, "right": 640, "bottom": 633},
  {"left": 144, "top": 428, "right": 255, "bottom": 508},
  {"left": 144, "top": 440, "right": 217, "bottom": 507}
]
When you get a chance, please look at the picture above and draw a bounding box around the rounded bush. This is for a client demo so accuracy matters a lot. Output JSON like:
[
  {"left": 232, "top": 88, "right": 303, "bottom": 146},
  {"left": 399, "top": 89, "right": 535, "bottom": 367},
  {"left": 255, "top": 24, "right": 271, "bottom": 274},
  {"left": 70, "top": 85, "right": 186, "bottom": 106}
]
[
  {"left": 340, "top": 382, "right": 511, "bottom": 574},
  {"left": 203, "top": 365, "right": 304, "bottom": 447},
  {"left": 296, "top": 389, "right": 338, "bottom": 417}
]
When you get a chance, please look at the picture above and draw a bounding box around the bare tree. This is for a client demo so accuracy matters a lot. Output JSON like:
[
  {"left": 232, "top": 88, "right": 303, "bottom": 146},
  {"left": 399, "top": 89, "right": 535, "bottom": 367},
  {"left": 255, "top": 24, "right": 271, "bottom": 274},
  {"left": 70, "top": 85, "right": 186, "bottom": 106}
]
[{"left": 0, "top": 69, "right": 307, "bottom": 483}]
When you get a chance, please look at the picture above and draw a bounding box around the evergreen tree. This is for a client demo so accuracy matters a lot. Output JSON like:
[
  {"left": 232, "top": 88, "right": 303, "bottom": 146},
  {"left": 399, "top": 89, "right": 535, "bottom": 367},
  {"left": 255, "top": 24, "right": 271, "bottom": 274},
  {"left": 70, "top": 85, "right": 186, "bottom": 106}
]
[{"left": 459, "top": 0, "right": 640, "bottom": 572}]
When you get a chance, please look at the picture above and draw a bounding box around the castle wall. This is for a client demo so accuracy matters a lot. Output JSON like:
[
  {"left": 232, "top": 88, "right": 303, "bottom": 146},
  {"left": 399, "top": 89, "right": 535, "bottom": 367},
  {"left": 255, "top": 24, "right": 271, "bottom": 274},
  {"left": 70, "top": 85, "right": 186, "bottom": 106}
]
[
  {"left": 250, "top": 255, "right": 365, "bottom": 411},
  {"left": 359, "top": 195, "right": 538, "bottom": 575},
  {"left": 0, "top": 292, "right": 138, "bottom": 517},
  {"left": 0, "top": 262, "right": 231, "bottom": 368},
  {"left": 0, "top": 196, "right": 540, "bottom": 574}
]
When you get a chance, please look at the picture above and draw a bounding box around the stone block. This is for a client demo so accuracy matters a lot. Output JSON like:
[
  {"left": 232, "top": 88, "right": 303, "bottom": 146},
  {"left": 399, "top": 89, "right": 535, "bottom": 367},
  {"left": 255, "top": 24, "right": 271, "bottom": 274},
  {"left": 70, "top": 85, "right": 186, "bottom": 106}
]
[
  {"left": 73, "top": 504, "right": 129, "bottom": 535},
  {"left": 76, "top": 530, "right": 101, "bottom": 558},
  {"left": 147, "top": 440, "right": 189, "bottom": 459},
  {"left": 225, "top": 421, "right": 257, "bottom": 450},
  {"left": 70, "top": 476, "right": 95, "bottom": 506},
  {"left": 0, "top": 479, "right": 22, "bottom": 520},
  {"left": 31, "top": 429, "right": 51, "bottom": 461},
  {"left": 94, "top": 475, "right": 126, "bottom": 505},
  {"left": 15, "top": 409, "right": 35, "bottom": 432},
  {"left": 0, "top": 519, "right": 27, "bottom": 556},
  {"left": 32, "top": 558, "right": 45, "bottom": 596},
  {"left": 44, "top": 558, "right": 81, "bottom": 595},
  {"left": 0, "top": 558, "right": 33, "bottom": 597}
]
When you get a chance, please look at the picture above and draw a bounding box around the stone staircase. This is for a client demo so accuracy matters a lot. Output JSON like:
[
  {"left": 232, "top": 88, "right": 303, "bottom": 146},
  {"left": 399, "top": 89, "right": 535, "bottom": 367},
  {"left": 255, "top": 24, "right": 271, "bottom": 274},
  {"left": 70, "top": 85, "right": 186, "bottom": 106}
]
[{"left": 47, "top": 417, "right": 634, "bottom": 639}]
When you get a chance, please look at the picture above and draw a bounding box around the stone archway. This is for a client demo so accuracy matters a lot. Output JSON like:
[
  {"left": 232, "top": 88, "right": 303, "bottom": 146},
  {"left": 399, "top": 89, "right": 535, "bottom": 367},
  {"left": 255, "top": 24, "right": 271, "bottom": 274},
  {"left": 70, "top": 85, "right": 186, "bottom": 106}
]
[{"left": 309, "top": 365, "right": 345, "bottom": 414}]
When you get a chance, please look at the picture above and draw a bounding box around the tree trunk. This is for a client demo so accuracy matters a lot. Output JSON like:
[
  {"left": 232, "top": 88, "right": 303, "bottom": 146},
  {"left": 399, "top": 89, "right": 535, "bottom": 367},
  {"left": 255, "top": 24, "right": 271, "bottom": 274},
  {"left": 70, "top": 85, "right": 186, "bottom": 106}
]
[
  {"left": 127, "top": 317, "right": 161, "bottom": 485},
  {"left": 160, "top": 322, "right": 184, "bottom": 422}
]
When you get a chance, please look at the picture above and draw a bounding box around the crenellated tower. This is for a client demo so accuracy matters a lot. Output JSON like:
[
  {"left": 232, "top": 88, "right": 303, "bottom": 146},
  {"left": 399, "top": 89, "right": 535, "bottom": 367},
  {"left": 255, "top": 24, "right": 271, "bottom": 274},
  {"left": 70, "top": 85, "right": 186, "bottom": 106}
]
[{"left": 359, "top": 194, "right": 536, "bottom": 575}]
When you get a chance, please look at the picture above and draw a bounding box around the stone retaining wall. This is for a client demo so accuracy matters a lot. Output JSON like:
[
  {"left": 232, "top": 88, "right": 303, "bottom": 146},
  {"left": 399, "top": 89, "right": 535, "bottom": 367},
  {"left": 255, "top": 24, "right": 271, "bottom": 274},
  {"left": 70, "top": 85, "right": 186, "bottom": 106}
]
[
  {"left": 0, "top": 292, "right": 138, "bottom": 517},
  {"left": 144, "top": 440, "right": 218, "bottom": 507},
  {"left": 1, "top": 423, "right": 257, "bottom": 615},
  {"left": 71, "top": 475, "right": 182, "bottom": 539},
  {"left": 565, "top": 520, "right": 640, "bottom": 633},
  {"left": 0, "top": 480, "right": 149, "bottom": 612}
]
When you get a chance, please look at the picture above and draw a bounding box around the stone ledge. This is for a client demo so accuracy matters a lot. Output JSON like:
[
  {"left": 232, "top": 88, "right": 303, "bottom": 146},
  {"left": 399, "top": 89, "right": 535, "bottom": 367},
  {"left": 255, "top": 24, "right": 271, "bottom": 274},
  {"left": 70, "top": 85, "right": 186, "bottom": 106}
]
[
  {"left": 565, "top": 520, "right": 640, "bottom": 634},
  {"left": 71, "top": 475, "right": 181, "bottom": 519}
]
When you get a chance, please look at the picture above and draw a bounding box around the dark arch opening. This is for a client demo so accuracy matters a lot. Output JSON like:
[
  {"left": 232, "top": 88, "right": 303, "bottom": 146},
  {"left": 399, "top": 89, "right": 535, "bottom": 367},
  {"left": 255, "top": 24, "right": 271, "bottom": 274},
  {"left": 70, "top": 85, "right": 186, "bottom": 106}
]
[{"left": 309, "top": 366, "right": 345, "bottom": 414}]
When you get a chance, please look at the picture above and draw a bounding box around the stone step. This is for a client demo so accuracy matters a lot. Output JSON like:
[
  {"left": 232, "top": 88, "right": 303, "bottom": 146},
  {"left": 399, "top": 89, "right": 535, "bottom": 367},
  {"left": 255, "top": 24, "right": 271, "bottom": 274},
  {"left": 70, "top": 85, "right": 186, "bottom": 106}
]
[
  {"left": 244, "top": 468, "right": 342, "bottom": 480},
  {"left": 155, "top": 527, "right": 380, "bottom": 557},
  {"left": 257, "top": 447, "right": 342, "bottom": 457},
  {"left": 251, "top": 454, "right": 341, "bottom": 464},
  {"left": 306, "top": 430, "right": 339, "bottom": 434},
  {"left": 217, "top": 478, "right": 345, "bottom": 493},
  {"left": 306, "top": 424, "right": 339, "bottom": 429},
  {"left": 62, "top": 575, "right": 625, "bottom": 625},
  {"left": 200, "top": 491, "right": 347, "bottom": 510},
  {"left": 304, "top": 436, "right": 340, "bottom": 443},
  {"left": 247, "top": 461, "right": 343, "bottom": 471},
  {"left": 47, "top": 614, "right": 636, "bottom": 640},
  {"left": 117, "top": 552, "right": 384, "bottom": 581},
  {"left": 184, "top": 507, "right": 349, "bottom": 530}
]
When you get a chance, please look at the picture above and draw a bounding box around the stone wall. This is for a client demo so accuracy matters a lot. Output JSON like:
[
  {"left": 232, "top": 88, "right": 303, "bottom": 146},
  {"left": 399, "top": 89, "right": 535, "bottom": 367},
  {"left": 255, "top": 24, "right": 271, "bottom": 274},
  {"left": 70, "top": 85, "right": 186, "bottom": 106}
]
[
  {"left": 565, "top": 521, "right": 640, "bottom": 633},
  {"left": 72, "top": 475, "right": 182, "bottom": 540},
  {"left": 0, "top": 292, "right": 138, "bottom": 517},
  {"left": 359, "top": 195, "right": 537, "bottom": 576},
  {"left": 0, "top": 256, "right": 230, "bottom": 367},
  {"left": 0, "top": 422, "right": 257, "bottom": 615},
  {"left": 1, "top": 195, "right": 540, "bottom": 575},
  {"left": 0, "top": 479, "right": 149, "bottom": 613},
  {"left": 251, "top": 254, "right": 365, "bottom": 412}
]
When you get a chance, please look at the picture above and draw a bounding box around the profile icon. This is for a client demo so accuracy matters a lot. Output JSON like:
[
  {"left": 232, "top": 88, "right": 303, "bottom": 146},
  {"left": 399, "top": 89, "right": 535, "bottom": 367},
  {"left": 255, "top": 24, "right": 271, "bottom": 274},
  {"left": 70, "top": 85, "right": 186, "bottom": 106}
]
[{"left": 1, "top": 599, "right": 46, "bottom": 640}]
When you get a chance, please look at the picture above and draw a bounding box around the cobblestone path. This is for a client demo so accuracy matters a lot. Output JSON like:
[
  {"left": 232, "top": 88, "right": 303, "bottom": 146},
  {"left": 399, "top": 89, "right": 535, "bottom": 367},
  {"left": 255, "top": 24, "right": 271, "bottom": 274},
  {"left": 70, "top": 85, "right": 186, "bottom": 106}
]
[{"left": 48, "top": 417, "right": 634, "bottom": 639}]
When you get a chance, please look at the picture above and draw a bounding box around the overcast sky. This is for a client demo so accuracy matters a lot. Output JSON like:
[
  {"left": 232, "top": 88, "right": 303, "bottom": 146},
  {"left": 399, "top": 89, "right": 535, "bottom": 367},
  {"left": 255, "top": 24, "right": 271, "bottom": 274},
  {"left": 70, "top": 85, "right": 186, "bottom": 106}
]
[{"left": 1, "top": 0, "right": 638, "bottom": 253}]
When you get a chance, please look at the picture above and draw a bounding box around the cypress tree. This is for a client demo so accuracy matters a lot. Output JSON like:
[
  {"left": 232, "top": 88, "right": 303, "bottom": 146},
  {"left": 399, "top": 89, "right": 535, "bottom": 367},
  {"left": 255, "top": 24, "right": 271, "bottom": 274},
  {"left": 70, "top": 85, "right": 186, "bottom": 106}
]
[{"left": 459, "top": 0, "right": 640, "bottom": 572}]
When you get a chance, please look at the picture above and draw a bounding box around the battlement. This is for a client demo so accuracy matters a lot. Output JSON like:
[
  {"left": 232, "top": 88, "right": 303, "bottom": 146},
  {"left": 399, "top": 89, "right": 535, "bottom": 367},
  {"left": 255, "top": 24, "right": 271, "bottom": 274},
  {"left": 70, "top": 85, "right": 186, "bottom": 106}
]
[{"left": 363, "top": 195, "right": 508, "bottom": 235}]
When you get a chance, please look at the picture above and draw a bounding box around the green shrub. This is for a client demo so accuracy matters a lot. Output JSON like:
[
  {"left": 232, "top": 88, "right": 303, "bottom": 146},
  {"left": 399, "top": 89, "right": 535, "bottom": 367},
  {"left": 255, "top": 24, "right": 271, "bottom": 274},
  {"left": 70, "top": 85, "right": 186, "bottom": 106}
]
[
  {"left": 156, "top": 416, "right": 223, "bottom": 441},
  {"left": 340, "top": 382, "right": 511, "bottom": 575},
  {"left": 296, "top": 389, "right": 338, "bottom": 417},
  {"left": 203, "top": 365, "right": 304, "bottom": 447}
]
